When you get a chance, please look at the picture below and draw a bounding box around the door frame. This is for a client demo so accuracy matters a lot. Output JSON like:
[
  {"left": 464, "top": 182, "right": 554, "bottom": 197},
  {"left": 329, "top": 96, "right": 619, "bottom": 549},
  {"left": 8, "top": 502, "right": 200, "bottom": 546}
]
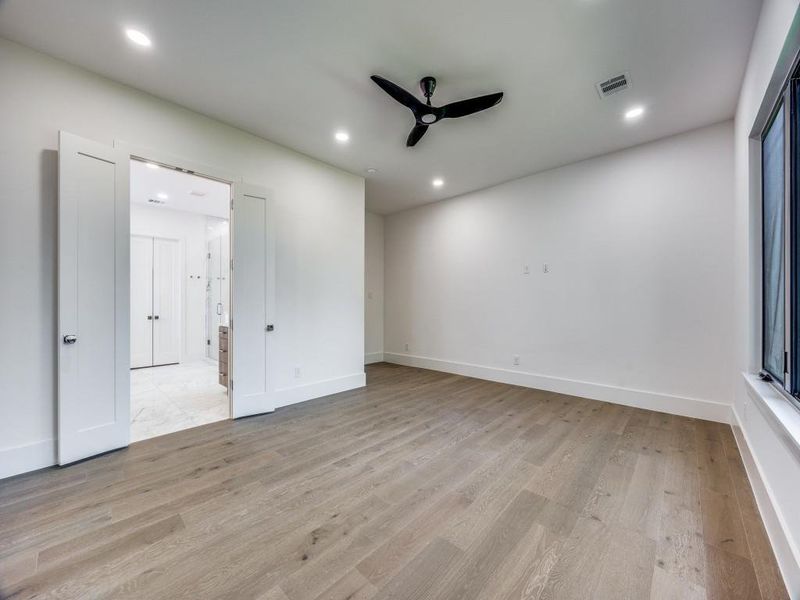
[{"left": 117, "top": 142, "right": 242, "bottom": 422}]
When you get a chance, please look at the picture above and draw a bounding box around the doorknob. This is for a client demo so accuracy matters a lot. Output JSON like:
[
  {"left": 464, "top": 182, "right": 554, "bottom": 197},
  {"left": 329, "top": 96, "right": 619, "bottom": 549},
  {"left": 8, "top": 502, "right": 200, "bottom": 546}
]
[
  {"left": 63, "top": 334, "right": 77, "bottom": 344},
  {"left": 147, "top": 315, "right": 153, "bottom": 320},
  {"left": 154, "top": 315, "right": 160, "bottom": 320},
  {"left": 266, "top": 324, "right": 274, "bottom": 332}
]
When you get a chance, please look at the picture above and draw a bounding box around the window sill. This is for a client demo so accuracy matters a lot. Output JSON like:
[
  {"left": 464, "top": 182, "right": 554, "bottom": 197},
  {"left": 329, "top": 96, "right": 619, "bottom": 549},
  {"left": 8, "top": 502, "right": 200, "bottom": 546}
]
[{"left": 743, "top": 373, "right": 800, "bottom": 462}]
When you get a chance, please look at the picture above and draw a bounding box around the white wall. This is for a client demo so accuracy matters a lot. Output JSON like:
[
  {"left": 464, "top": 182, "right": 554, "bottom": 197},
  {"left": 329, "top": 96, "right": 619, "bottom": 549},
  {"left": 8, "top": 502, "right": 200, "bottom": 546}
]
[
  {"left": 365, "top": 211, "right": 384, "bottom": 363},
  {"left": 732, "top": 0, "right": 800, "bottom": 592},
  {"left": 130, "top": 204, "right": 209, "bottom": 362},
  {"left": 385, "top": 121, "right": 735, "bottom": 421},
  {"left": 0, "top": 37, "right": 365, "bottom": 478}
]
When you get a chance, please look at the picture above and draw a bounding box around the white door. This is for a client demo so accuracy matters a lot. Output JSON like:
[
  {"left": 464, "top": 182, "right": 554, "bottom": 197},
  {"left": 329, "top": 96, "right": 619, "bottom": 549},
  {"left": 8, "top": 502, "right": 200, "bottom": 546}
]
[
  {"left": 130, "top": 235, "right": 154, "bottom": 368},
  {"left": 58, "top": 132, "right": 129, "bottom": 465},
  {"left": 231, "top": 183, "right": 275, "bottom": 418},
  {"left": 153, "top": 238, "right": 181, "bottom": 365}
]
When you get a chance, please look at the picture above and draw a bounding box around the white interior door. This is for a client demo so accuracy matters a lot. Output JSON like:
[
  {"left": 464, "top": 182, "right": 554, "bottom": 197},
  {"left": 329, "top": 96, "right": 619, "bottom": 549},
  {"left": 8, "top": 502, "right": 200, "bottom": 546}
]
[
  {"left": 153, "top": 237, "right": 181, "bottom": 365},
  {"left": 58, "top": 131, "right": 129, "bottom": 465},
  {"left": 130, "top": 235, "right": 153, "bottom": 368},
  {"left": 231, "top": 183, "right": 275, "bottom": 418}
]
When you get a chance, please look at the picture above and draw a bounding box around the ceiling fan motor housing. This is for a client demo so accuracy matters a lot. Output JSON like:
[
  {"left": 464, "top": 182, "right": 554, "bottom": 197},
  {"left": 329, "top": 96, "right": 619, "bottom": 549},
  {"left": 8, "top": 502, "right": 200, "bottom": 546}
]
[{"left": 420, "top": 76, "right": 437, "bottom": 99}]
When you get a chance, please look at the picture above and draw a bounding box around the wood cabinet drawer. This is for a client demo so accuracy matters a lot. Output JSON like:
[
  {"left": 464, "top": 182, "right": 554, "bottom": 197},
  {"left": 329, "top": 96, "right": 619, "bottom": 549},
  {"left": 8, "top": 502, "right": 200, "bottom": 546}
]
[
  {"left": 219, "top": 372, "right": 228, "bottom": 387},
  {"left": 219, "top": 336, "right": 228, "bottom": 352}
]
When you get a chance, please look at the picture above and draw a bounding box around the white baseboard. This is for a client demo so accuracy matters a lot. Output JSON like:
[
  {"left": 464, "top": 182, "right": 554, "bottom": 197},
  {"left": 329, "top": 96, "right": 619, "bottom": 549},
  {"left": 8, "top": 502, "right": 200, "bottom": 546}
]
[
  {"left": 274, "top": 372, "right": 366, "bottom": 409},
  {"left": 0, "top": 372, "right": 366, "bottom": 480},
  {"left": 365, "top": 352, "right": 384, "bottom": 365},
  {"left": 0, "top": 438, "right": 57, "bottom": 480},
  {"left": 383, "top": 352, "right": 731, "bottom": 423},
  {"left": 731, "top": 407, "right": 800, "bottom": 595}
]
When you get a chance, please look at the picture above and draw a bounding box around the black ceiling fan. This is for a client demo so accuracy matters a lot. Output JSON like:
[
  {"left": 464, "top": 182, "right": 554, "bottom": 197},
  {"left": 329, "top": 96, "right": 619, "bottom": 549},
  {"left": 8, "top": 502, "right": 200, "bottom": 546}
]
[{"left": 370, "top": 75, "right": 504, "bottom": 147}]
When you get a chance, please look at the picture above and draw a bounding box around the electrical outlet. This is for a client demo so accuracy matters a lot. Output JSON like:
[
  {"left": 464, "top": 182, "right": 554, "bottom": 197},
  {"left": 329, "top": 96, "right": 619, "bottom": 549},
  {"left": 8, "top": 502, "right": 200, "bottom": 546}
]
[
  {"left": 404, "top": 343, "right": 409, "bottom": 352},
  {"left": 523, "top": 265, "right": 530, "bottom": 275},
  {"left": 543, "top": 263, "right": 550, "bottom": 273},
  {"left": 513, "top": 355, "right": 520, "bottom": 366},
  {"left": 294, "top": 366, "right": 301, "bottom": 378}
]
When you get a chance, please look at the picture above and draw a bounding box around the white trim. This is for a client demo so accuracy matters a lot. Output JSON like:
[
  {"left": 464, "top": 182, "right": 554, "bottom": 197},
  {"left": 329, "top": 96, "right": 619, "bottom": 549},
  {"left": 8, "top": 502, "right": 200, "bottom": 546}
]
[
  {"left": 365, "top": 352, "right": 384, "bottom": 365},
  {"left": 383, "top": 352, "right": 731, "bottom": 423},
  {"left": 274, "top": 372, "right": 366, "bottom": 409},
  {"left": 731, "top": 405, "right": 800, "bottom": 594},
  {"left": 114, "top": 141, "right": 242, "bottom": 186},
  {"left": 0, "top": 439, "right": 57, "bottom": 480},
  {"left": 743, "top": 374, "right": 800, "bottom": 460}
]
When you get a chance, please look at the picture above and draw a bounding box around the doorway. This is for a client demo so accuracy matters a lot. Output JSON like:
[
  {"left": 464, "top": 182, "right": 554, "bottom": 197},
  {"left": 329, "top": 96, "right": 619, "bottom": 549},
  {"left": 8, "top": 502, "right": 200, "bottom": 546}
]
[
  {"left": 58, "top": 132, "right": 275, "bottom": 465},
  {"left": 128, "top": 158, "right": 231, "bottom": 442}
]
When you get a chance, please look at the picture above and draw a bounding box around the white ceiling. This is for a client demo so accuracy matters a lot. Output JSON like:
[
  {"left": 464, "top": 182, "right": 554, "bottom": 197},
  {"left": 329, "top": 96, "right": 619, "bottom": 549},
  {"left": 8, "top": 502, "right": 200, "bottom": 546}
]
[
  {"left": 130, "top": 159, "right": 230, "bottom": 219},
  {"left": 0, "top": 0, "right": 761, "bottom": 214}
]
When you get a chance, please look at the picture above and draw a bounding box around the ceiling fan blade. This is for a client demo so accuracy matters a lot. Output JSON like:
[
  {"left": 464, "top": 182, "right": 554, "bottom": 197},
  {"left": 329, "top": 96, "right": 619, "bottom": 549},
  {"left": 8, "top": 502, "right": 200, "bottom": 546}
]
[
  {"left": 371, "top": 75, "right": 424, "bottom": 112},
  {"left": 406, "top": 124, "right": 429, "bottom": 147},
  {"left": 442, "top": 92, "right": 504, "bottom": 119}
]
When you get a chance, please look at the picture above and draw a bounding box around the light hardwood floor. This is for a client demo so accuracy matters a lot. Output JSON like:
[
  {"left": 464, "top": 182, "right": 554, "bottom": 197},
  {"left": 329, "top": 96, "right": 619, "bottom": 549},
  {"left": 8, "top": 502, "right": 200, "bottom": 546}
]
[{"left": 0, "top": 363, "right": 788, "bottom": 599}]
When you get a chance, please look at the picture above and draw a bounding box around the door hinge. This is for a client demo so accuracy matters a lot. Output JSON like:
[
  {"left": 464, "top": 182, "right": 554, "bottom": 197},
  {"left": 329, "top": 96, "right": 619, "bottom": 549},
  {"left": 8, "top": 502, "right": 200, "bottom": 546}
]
[
  {"left": 207, "top": 339, "right": 211, "bottom": 346},
  {"left": 229, "top": 379, "right": 233, "bottom": 390},
  {"left": 230, "top": 259, "right": 234, "bottom": 271},
  {"left": 207, "top": 252, "right": 211, "bottom": 259}
]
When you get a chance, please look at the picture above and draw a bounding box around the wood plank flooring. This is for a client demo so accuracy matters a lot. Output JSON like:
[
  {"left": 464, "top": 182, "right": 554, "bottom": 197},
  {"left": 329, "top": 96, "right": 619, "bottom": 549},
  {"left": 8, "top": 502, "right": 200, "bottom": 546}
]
[{"left": 0, "top": 363, "right": 788, "bottom": 599}]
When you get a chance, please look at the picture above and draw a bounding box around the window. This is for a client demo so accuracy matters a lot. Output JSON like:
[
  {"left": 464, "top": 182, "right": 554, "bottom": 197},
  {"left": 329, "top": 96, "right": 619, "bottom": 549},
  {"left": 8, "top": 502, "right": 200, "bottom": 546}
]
[
  {"left": 761, "top": 64, "right": 800, "bottom": 407},
  {"left": 762, "top": 102, "right": 785, "bottom": 383}
]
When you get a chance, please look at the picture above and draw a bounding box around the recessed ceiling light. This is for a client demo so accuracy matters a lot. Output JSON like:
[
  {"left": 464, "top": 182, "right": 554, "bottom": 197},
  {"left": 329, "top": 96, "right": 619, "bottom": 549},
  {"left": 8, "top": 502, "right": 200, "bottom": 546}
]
[
  {"left": 432, "top": 178, "right": 444, "bottom": 188},
  {"left": 624, "top": 106, "right": 645, "bottom": 120},
  {"left": 157, "top": 192, "right": 168, "bottom": 200},
  {"left": 125, "top": 28, "right": 152, "bottom": 47},
  {"left": 365, "top": 168, "right": 378, "bottom": 174},
  {"left": 145, "top": 162, "right": 159, "bottom": 170},
  {"left": 334, "top": 130, "right": 350, "bottom": 143}
]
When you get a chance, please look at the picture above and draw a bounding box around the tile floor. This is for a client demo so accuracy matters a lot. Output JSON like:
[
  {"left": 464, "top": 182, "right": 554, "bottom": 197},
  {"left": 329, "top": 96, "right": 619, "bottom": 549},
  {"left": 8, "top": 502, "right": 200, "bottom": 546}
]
[{"left": 130, "top": 359, "right": 229, "bottom": 442}]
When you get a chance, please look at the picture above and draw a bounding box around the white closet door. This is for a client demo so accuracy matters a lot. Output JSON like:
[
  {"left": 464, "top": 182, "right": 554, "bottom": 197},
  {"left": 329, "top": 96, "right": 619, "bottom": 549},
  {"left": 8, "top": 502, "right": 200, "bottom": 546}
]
[
  {"left": 153, "top": 238, "right": 181, "bottom": 366},
  {"left": 231, "top": 183, "right": 275, "bottom": 418},
  {"left": 130, "top": 236, "right": 154, "bottom": 368},
  {"left": 58, "top": 131, "right": 130, "bottom": 465}
]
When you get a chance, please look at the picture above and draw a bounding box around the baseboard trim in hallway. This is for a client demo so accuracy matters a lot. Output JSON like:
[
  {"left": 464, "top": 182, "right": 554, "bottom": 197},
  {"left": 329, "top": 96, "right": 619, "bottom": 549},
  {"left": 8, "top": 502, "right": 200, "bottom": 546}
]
[{"left": 383, "top": 352, "right": 731, "bottom": 423}]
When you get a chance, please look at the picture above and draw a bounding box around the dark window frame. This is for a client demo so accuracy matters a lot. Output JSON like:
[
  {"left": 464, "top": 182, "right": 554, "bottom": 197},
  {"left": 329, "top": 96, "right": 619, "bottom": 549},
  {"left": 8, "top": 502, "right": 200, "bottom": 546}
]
[{"left": 761, "top": 57, "right": 800, "bottom": 409}]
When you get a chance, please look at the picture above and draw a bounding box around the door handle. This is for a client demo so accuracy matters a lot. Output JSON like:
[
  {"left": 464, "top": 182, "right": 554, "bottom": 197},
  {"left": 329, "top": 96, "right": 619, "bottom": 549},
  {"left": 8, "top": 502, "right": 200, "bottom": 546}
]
[
  {"left": 216, "top": 303, "right": 223, "bottom": 316},
  {"left": 147, "top": 315, "right": 153, "bottom": 320},
  {"left": 265, "top": 324, "right": 274, "bottom": 332},
  {"left": 63, "top": 334, "right": 77, "bottom": 344},
  {"left": 154, "top": 315, "right": 160, "bottom": 320}
]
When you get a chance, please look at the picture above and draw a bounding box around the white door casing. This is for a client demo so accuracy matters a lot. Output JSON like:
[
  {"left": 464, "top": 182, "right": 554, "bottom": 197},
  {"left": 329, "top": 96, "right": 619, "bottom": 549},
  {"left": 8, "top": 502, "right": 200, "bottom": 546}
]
[
  {"left": 58, "top": 131, "right": 130, "bottom": 465},
  {"left": 230, "top": 183, "right": 276, "bottom": 418}
]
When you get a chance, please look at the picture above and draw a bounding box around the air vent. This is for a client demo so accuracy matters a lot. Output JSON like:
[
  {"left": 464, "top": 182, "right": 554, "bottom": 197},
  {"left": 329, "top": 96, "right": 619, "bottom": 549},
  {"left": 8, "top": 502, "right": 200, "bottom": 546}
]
[
  {"left": 147, "top": 198, "right": 166, "bottom": 205},
  {"left": 595, "top": 72, "right": 630, "bottom": 98}
]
